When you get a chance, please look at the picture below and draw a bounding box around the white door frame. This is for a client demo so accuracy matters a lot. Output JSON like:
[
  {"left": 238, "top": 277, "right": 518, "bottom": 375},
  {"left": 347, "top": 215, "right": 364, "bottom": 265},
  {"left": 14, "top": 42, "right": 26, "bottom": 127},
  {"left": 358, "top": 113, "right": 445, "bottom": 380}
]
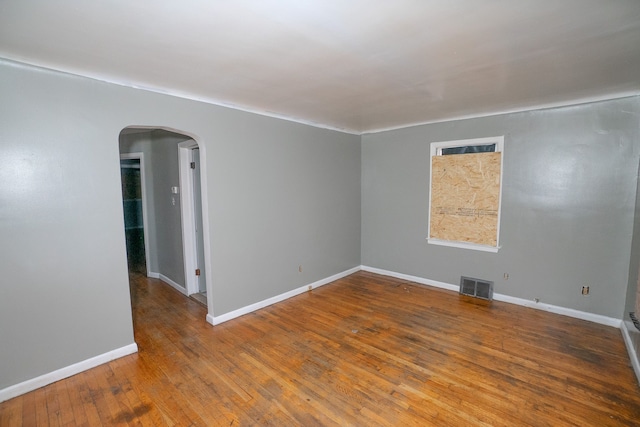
[
  {"left": 120, "top": 152, "right": 151, "bottom": 277},
  {"left": 178, "top": 140, "right": 201, "bottom": 296}
]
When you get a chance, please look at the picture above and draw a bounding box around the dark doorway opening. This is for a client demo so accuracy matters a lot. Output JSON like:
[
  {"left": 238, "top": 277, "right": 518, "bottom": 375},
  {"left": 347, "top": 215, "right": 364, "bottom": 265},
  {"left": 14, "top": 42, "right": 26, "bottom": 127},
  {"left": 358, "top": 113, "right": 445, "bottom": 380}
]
[{"left": 120, "top": 158, "right": 147, "bottom": 275}]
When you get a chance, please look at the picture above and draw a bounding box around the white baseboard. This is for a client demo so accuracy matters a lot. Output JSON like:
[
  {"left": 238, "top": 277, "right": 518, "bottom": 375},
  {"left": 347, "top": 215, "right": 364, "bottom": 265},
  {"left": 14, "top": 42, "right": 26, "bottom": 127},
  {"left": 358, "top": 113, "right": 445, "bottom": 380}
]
[
  {"left": 0, "top": 343, "right": 138, "bottom": 403},
  {"left": 207, "top": 266, "right": 361, "bottom": 325},
  {"left": 621, "top": 320, "right": 640, "bottom": 385},
  {"left": 361, "top": 265, "right": 621, "bottom": 328},
  {"left": 361, "top": 265, "right": 459, "bottom": 292},
  {"left": 493, "top": 293, "right": 621, "bottom": 327},
  {"left": 149, "top": 271, "right": 187, "bottom": 295}
]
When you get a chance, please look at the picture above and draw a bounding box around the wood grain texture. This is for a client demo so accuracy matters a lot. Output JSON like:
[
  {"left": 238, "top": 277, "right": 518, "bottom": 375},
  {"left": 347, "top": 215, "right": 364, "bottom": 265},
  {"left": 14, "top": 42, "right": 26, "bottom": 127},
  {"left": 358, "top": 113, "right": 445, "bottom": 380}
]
[
  {"left": 2, "top": 271, "right": 639, "bottom": 426},
  {"left": 431, "top": 152, "right": 501, "bottom": 246}
]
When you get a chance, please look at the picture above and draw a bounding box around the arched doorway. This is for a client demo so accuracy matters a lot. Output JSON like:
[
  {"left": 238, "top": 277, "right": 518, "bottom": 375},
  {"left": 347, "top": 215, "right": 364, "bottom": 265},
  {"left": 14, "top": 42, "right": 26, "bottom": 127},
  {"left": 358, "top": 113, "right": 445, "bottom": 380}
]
[{"left": 118, "top": 127, "right": 211, "bottom": 310}]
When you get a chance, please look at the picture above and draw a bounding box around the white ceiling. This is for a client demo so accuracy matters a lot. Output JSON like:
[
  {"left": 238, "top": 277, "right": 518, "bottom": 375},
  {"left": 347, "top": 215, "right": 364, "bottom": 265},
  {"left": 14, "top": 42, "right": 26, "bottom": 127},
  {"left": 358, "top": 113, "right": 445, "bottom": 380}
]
[{"left": 1, "top": 0, "right": 639, "bottom": 134}]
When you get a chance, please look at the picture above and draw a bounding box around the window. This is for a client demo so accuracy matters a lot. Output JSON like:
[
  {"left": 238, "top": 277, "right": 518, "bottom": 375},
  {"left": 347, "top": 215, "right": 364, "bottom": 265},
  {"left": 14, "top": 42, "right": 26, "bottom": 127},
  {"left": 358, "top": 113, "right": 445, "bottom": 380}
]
[{"left": 428, "top": 136, "right": 504, "bottom": 252}]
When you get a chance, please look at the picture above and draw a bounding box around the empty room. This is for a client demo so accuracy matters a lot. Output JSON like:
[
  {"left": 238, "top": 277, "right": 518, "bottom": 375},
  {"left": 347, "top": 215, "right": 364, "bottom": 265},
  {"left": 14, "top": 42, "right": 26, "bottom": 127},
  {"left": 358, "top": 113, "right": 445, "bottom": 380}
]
[{"left": 1, "top": 1, "right": 640, "bottom": 425}]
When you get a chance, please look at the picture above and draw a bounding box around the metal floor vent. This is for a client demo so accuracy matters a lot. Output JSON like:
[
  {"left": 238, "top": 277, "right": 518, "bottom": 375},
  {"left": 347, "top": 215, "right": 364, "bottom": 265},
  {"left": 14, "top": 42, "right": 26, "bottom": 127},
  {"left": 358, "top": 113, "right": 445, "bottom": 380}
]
[{"left": 460, "top": 276, "right": 494, "bottom": 300}]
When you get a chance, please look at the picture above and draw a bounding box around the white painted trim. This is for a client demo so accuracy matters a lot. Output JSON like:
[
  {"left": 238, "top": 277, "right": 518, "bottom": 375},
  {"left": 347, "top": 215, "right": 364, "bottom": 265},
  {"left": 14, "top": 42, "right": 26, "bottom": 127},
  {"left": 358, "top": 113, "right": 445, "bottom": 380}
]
[
  {"left": 120, "top": 152, "right": 151, "bottom": 277},
  {"left": 429, "top": 136, "right": 504, "bottom": 156},
  {"left": 0, "top": 343, "right": 138, "bottom": 403},
  {"left": 159, "top": 274, "right": 187, "bottom": 295},
  {"left": 149, "top": 271, "right": 187, "bottom": 295},
  {"left": 361, "top": 265, "right": 459, "bottom": 292},
  {"left": 6, "top": 57, "right": 640, "bottom": 136},
  {"left": 0, "top": 59, "right": 360, "bottom": 135},
  {"left": 197, "top": 142, "right": 214, "bottom": 314},
  {"left": 427, "top": 136, "right": 504, "bottom": 253},
  {"left": 178, "top": 140, "right": 199, "bottom": 296},
  {"left": 361, "top": 93, "right": 640, "bottom": 135},
  {"left": 206, "top": 266, "right": 361, "bottom": 326},
  {"left": 426, "top": 239, "right": 500, "bottom": 253},
  {"left": 621, "top": 320, "right": 640, "bottom": 385},
  {"left": 361, "top": 266, "right": 622, "bottom": 328},
  {"left": 493, "top": 293, "right": 621, "bottom": 327}
]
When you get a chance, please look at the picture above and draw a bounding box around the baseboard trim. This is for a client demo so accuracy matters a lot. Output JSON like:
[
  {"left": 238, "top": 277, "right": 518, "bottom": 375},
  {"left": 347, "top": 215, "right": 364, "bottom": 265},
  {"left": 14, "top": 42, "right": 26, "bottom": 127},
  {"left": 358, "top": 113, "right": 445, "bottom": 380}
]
[
  {"left": 207, "top": 266, "right": 361, "bottom": 325},
  {"left": 493, "top": 293, "right": 621, "bottom": 327},
  {"left": 361, "top": 265, "right": 621, "bottom": 328},
  {"left": 361, "top": 266, "right": 459, "bottom": 292},
  {"left": 621, "top": 320, "right": 640, "bottom": 385},
  {"left": 149, "top": 271, "right": 187, "bottom": 295},
  {"left": 0, "top": 343, "right": 138, "bottom": 403}
]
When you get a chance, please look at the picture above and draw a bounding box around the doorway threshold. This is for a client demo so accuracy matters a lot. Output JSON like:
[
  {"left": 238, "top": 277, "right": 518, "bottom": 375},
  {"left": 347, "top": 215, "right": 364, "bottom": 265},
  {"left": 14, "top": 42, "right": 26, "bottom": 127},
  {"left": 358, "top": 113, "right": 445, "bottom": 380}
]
[{"left": 190, "top": 292, "right": 207, "bottom": 307}]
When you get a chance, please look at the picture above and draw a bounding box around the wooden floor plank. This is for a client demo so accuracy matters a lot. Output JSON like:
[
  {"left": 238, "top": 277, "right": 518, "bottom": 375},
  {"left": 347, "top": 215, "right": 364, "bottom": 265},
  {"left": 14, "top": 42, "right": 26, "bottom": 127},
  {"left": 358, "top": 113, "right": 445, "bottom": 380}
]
[
  {"left": 61, "top": 375, "right": 87, "bottom": 426},
  {"left": 2, "top": 271, "right": 640, "bottom": 426},
  {"left": 0, "top": 390, "right": 22, "bottom": 427},
  {"left": 33, "top": 387, "right": 50, "bottom": 427},
  {"left": 20, "top": 389, "right": 36, "bottom": 427},
  {"left": 55, "top": 378, "right": 82, "bottom": 427}
]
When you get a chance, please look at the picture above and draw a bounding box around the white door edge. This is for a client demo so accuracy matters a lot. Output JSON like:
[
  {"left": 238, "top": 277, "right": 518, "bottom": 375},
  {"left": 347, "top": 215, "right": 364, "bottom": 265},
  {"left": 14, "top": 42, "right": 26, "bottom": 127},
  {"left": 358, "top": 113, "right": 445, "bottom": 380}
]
[{"left": 178, "top": 140, "right": 199, "bottom": 296}]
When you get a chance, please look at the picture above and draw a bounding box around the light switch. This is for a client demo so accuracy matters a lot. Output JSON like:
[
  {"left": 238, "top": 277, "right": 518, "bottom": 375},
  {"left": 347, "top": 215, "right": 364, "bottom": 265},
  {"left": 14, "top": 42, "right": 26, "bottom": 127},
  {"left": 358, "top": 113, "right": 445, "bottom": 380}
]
[{"left": 171, "top": 186, "right": 179, "bottom": 194}]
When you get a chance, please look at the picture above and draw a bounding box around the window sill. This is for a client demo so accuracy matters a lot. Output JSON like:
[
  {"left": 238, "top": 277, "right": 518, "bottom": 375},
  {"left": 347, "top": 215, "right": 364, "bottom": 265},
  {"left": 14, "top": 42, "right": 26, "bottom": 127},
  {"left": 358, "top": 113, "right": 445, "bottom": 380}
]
[{"left": 427, "top": 238, "right": 500, "bottom": 253}]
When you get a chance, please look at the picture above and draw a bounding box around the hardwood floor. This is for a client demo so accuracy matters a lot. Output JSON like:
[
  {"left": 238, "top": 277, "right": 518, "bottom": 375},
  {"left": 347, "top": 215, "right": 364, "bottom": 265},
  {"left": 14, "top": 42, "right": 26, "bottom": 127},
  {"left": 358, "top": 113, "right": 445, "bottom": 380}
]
[{"left": 2, "top": 271, "right": 640, "bottom": 426}]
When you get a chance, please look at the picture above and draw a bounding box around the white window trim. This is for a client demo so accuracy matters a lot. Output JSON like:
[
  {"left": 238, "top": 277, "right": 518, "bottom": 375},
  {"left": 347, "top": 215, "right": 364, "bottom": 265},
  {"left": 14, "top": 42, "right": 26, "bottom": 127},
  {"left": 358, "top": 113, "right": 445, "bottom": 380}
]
[{"left": 427, "top": 136, "right": 504, "bottom": 253}]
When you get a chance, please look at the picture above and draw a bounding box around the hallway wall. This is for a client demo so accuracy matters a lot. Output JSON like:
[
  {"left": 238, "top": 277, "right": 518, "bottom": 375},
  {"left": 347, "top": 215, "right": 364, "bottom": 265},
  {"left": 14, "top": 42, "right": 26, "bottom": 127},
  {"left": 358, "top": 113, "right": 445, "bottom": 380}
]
[{"left": 0, "top": 59, "right": 361, "bottom": 392}]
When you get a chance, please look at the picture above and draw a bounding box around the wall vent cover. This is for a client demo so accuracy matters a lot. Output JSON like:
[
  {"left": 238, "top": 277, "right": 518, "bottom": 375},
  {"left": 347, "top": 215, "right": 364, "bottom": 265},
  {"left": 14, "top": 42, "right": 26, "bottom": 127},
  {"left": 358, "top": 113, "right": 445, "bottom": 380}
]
[{"left": 460, "top": 276, "right": 494, "bottom": 300}]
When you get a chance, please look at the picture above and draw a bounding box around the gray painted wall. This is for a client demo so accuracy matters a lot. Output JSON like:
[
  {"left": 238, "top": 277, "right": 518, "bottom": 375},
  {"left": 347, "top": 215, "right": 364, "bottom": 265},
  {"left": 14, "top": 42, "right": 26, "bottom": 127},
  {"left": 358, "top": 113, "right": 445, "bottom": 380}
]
[
  {"left": 211, "top": 112, "right": 362, "bottom": 312},
  {"left": 624, "top": 157, "right": 640, "bottom": 372},
  {"left": 624, "top": 158, "right": 640, "bottom": 319},
  {"left": 362, "top": 97, "right": 640, "bottom": 319},
  {"left": 150, "top": 131, "right": 188, "bottom": 286},
  {"left": 120, "top": 130, "right": 189, "bottom": 287},
  {"left": 3, "top": 53, "right": 637, "bottom": 393},
  {"left": 0, "top": 59, "right": 361, "bottom": 390}
]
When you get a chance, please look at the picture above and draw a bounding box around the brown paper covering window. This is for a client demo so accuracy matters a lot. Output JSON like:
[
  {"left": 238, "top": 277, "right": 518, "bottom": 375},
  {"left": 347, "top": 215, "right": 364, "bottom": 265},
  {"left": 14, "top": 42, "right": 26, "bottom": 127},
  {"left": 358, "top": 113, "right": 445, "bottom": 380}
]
[{"left": 430, "top": 152, "right": 501, "bottom": 246}]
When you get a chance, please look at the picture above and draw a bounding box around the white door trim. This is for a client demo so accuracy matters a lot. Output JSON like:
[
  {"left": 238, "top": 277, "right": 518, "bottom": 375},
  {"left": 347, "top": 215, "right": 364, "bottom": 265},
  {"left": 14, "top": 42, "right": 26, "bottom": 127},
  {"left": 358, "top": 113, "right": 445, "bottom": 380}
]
[
  {"left": 178, "top": 140, "right": 200, "bottom": 295},
  {"left": 120, "top": 152, "right": 151, "bottom": 277},
  {"left": 123, "top": 125, "right": 213, "bottom": 318},
  {"left": 195, "top": 141, "right": 214, "bottom": 312}
]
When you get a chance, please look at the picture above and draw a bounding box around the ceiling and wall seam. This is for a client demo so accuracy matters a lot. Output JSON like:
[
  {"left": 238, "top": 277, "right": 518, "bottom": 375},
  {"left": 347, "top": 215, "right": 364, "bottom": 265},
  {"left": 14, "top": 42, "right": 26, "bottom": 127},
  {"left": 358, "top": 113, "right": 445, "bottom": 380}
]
[{"left": 3, "top": 56, "right": 638, "bottom": 137}]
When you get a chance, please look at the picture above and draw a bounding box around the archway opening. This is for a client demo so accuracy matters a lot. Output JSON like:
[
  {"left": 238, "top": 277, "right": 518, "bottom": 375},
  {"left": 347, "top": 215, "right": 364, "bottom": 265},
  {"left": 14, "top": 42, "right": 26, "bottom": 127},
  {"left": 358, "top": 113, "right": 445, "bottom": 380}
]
[{"left": 118, "top": 126, "right": 211, "bottom": 310}]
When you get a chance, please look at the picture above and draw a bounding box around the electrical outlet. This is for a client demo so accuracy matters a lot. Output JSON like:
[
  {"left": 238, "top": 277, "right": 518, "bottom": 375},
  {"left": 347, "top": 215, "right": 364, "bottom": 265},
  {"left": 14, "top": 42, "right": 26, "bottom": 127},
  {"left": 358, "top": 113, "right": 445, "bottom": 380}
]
[
  {"left": 299, "top": 265, "right": 303, "bottom": 273},
  {"left": 503, "top": 273, "right": 509, "bottom": 280},
  {"left": 582, "top": 286, "right": 590, "bottom": 295}
]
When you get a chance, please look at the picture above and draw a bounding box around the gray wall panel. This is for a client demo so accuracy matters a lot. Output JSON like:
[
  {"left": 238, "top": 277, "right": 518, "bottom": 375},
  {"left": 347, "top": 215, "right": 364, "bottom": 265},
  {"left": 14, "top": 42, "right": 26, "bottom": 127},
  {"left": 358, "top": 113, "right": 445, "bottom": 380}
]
[
  {"left": 362, "top": 98, "right": 640, "bottom": 318},
  {"left": 148, "top": 130, "right": 188, "bottom": 286},
  {"left": 3, "top": 52, "right": 635, "bottom": 393},
  {"left": 623, "top": 156, "right": 640, "bottom": 377},
  {"left": 0, "top": 59, "right": 361, "bottom": 390}
]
